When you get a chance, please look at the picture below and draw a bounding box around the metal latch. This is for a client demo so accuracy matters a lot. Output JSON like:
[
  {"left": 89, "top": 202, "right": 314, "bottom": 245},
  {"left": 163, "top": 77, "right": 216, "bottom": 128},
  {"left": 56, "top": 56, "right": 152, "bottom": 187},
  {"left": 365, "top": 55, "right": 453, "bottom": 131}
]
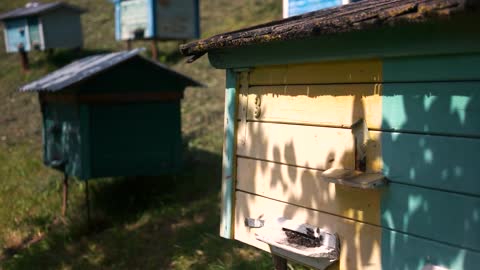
[{"left": 245, "top": 217, "right": 265, "bottom": 228}]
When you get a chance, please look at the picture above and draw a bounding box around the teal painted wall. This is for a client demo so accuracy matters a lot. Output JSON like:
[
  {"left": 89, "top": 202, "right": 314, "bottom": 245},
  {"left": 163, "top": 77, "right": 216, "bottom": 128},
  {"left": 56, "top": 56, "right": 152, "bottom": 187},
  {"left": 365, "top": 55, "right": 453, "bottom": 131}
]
[
  {"left": 40, "top": 59, "right": 194, "bottom": 180},
  {"left": 42, "top": 102, "right": 82, "bottom": 177},
  {"left": 4, "top": 19, "right": 29, "bottom": 52},
  {"left": 89, "top": 101, "right": 182, "bottom": 178},
  {"left": 220, "top": 69, "right": 237, "bottom": 239},
  {"left": 379, "top": 53, "right": 480, "bottom": 269}
]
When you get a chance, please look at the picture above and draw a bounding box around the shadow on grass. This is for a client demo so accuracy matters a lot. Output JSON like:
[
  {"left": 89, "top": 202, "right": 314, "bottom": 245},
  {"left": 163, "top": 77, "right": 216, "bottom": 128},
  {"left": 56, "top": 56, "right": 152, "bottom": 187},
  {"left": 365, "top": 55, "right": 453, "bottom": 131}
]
[{"left": 2, "top": 147, "right": 273, "bottom": 270}]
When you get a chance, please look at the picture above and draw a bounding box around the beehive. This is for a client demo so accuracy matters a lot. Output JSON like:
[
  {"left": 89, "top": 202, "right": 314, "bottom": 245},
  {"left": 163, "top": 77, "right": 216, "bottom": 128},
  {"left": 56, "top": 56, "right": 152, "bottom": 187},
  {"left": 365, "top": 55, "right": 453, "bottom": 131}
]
[
  {"left": 20, "top": 49, "right": 202, "bottom": 180},
  {"left": 0, "top": 2, "right": 85, "bottom": 53},
  {"left": 181, "top": 0, "right": 480, "bottom": 269},
  {"left": 113, "top": 0, "right": 200, "bottom": 41}
]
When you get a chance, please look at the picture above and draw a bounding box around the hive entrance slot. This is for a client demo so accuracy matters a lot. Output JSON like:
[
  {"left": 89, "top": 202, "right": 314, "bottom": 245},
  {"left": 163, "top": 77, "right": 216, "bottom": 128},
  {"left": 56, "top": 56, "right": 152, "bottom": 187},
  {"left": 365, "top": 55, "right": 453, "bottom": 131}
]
[
  {"left": 255, "top": 217, "right": 339, "bottom": 270},
  {"left": 283, "top": 227, "right": 322, "bottom": 248}
]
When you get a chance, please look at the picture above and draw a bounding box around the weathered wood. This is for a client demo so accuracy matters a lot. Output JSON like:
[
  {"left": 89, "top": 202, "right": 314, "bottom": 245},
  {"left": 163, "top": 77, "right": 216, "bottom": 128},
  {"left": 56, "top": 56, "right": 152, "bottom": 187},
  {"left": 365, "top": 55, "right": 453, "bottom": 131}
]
[
  {"left": 219, "top": 69, "right": 239, "bottom": 239},
  {"left": 242, "top": 81, "right": 480, "bottom": 137},
  {"left": 236, "top": 158, "right": 382, "bottom": 224},
  {"left": 237, "top": 121, "right": 358, "bottom": 171},
  {"left": 234, "top": 191, "right": 382, "bottom": 269},
  {"left": 236, "top": 158, "right": 480, "bottom": 250},
  {"left": 180, "top": 0, "right": 476, "bottom": 58},
  {"left": 238, "top": 121, "right": 480, "bottom": 195},
  {"left": 235, "top": 191, "right": 480, "bottom": 270},
  {"left": 18, "top": 47, "right": 29, "bottom": 72},
  {"left": 150, "top": 40, "right": 158, "bottom": 60},
  {"left": 243, "top": 84, "right": 382, "bottom": 129},
  {"left": 249, "top": 59, "right": 382, "bottom": 85}
]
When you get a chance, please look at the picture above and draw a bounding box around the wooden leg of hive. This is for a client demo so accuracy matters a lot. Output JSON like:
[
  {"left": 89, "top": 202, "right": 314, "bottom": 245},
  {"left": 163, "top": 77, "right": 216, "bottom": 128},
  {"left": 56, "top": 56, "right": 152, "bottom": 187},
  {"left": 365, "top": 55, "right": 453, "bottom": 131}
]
[
  {"left": 85, "top": 179, "right": 91, "bottom": 229},
  {"left": 61, "top": 173, "right": 68, "bottom": 217},
  {"left": 272, "top": 254, "right": 288, "bottom": 270},
  {"left": 151, "top": 40, "right": 158, "bottom": 60},
  {"left": 126, "top": 39, "right": 132, "bottom": 50},
  {"left": 19, "top": 49, "right": 29, "bottom": 72}
]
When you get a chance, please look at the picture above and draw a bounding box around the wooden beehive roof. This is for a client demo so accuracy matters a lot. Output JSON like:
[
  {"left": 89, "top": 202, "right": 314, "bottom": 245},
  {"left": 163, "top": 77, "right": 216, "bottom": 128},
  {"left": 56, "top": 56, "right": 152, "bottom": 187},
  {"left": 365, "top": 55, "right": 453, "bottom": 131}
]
[
  {"left": 180, "top": 0, "right": 479, "bottom": 62},
  {"left": 0, "top": 2, "right": 85, "bottom": 21},
  {"left": 19, "top": 49, "right": 202, "bottom": 92}
]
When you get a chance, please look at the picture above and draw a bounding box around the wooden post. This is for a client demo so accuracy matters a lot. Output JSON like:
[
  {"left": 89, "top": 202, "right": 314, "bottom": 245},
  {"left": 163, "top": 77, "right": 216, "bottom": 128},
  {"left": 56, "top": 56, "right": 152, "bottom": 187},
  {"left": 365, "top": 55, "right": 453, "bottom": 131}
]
[
  {"left": 272, "top": 255, "right": 288, "bottom": 270},
  {"left": 18, "top": 46, "right": 29, "bottom": 72},
  {"left": 61, "top": 173, "right": 69, "bottom": 217},
  {"left": 85, "top": 179, "right": 91, "bottom": 228},
  {"left": 150, "top": 40, "right": 158, "bottom": 60},
  {"left": 126, "top": 39, "right": 132, "bottom": 50}
]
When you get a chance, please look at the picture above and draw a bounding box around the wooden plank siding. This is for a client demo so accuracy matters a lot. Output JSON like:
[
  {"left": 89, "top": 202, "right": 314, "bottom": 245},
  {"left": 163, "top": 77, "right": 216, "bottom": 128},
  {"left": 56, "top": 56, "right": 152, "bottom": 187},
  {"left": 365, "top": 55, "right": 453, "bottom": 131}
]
[
  {"left": 234, "top": 191, "right": 383, "bottom": 270},
  {"left": 230, "top": 54, "right": 480, "bottom": 269},
  {"left": 249, "top": 59, "right": 382, "bottom": 85},
  {"left": 234, "top": 191, "right": 480, "bottom": 270},
  {"left": 249, "top": 54, "right": 480, "bottom": 86},
  {"left": 237, "top": 122, "right": 480, "bottom": 196},
  {"left": 236, "top": 157, "right": 480, "bottom": 250},
  {"left": 241, "top": 82, "right": 480, "bottom": 137},
  {"left": 236, "top": 157, "right": 382, "bottom": 224}
]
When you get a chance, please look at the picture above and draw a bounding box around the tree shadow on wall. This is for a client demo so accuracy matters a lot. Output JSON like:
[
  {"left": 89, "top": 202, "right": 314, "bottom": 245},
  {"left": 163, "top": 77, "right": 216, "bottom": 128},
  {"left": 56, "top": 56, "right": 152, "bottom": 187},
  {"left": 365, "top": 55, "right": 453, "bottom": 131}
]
[{"left": 235, "top": 65, "right": 480, "bottom": 270}]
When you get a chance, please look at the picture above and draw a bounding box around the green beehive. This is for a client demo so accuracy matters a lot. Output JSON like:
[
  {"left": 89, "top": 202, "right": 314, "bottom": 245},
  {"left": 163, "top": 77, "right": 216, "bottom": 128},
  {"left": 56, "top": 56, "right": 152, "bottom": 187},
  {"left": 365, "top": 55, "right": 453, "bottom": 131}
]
[{"left": 20, "top": 49, "right": 202, "bottom": 180}]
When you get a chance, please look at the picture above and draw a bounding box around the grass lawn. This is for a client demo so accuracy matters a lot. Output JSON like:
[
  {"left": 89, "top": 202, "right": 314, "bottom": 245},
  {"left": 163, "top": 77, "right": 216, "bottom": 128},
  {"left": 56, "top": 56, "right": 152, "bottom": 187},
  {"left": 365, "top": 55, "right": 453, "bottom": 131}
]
[{"left": 0, "top": 0, "right": 311, "bottom": 269}]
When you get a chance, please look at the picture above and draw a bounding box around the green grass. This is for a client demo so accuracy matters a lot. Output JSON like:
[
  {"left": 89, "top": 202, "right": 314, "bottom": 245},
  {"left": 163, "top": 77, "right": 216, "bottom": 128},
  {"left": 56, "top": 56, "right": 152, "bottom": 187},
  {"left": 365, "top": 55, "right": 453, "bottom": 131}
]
[{"left": 0, "top": 0, "right": 314, "bottom": 269}]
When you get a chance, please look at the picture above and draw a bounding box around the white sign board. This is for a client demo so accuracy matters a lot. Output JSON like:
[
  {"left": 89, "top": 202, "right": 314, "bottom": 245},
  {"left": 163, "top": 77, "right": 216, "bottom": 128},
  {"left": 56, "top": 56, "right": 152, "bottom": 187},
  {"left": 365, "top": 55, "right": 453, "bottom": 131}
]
[{"left": 120, "top": 0, "right": 149, "bottom": 40}]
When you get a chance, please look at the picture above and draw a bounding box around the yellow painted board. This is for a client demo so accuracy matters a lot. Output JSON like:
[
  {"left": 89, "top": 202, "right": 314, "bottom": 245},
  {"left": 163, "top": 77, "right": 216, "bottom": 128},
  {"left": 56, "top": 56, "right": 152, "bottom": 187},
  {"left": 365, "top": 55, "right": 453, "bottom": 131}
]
[
  {"left": 236, "top": 122, "right": 382, "bottom": 172},
  {"left": 234, "top": 191, "right": 382, "bottom": 270},
  {"left": 236, "top": 158, "right": 381, "bottom": 225},
  {"left": 243, "top": 84, "right": 383, "bottom": 128},
  {"left": 237, "top": 72, "right": 249, "bottom": 120},
  {"left": 249, "top": 59, "right": 382, "bottom": 85}
]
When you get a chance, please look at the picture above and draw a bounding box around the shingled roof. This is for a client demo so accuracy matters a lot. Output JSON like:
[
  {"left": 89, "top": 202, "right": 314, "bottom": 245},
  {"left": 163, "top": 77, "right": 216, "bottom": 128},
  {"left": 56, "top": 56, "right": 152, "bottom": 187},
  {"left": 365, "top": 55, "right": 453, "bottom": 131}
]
[
  {"left": 180, "top": 0, "right": 480, "bottom": 62},
  {"left": 0, "top": 2, "right": 85, "bottom": 21}
]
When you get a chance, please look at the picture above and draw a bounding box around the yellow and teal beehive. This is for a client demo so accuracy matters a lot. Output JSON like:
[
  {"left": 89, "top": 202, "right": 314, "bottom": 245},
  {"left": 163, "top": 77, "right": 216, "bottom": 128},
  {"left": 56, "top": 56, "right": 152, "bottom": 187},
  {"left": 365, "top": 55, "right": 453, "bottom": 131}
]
[{"left": 181, "top": 0, "right": 480, "bottom": 269}]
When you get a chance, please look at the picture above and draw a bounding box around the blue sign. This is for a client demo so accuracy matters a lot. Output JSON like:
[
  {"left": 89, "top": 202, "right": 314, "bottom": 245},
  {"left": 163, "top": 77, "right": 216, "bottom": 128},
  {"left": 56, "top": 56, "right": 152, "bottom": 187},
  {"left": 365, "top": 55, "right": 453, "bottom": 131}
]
[{"left": 284, "top": 0, "right": 347, "bottom": 18}]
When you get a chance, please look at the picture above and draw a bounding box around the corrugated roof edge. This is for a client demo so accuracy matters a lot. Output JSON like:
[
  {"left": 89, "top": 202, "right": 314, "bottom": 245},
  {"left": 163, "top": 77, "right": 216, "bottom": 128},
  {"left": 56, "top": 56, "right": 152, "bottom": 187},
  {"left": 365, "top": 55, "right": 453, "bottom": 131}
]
[
  {"left": 19, "top": 49, "right": 142, "bottom": 92},
  {"left": 18, "top": 49, "right": 203, "bottom": 93},
  {"left": 18, "top": 48, "right": 202, "bottom": 92},
  {"left": 179, "top": 0, "right": 480, "bottom": 62},
  {"left": 0, "top": 2, "right": 86, "bottom": 21}
]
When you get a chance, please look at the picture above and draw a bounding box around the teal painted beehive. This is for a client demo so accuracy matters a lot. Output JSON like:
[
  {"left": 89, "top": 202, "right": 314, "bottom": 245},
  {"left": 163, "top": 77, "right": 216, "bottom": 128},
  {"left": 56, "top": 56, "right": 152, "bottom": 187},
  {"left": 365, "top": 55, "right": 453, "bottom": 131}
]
[
  {"left": 181, "top": 0, "right": 480, "bottom": 269},
  {"left": 0, "top": 2, "right": 85, "bottom": 53},
  {"left": 20, "top": 49, "right": 202, "bottom": 180}
]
